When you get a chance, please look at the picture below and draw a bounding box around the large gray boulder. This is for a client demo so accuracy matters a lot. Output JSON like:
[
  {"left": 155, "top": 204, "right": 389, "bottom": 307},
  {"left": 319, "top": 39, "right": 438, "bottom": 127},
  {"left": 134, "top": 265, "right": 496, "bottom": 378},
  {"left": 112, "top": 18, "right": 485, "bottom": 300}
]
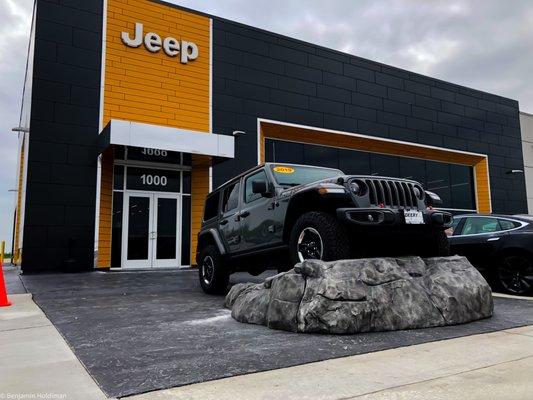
[{"left": 225, "top": 256, "right": 493, "bottom": 334}]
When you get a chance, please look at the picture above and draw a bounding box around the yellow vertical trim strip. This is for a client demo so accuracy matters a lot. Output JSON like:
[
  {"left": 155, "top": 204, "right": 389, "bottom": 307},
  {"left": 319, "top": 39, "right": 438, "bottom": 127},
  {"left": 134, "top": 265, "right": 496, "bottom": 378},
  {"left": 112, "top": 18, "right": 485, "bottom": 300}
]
[
  {"left": 14, "top": 141, "right": 25, "bottom": 264},
  {"left": 97, "top": 149, "right": 114, "bottom": 268},
  {"left": 190, "top": 155, "right": 210, "bottom": 265},
  {"left": 474, "top": 158, "right": 491, "bottom": 213}
]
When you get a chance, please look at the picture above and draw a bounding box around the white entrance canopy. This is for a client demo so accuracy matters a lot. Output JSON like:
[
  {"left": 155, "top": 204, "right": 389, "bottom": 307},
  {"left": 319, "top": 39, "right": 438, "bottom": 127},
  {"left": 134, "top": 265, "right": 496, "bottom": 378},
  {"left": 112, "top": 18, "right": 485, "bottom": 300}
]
[{"left": 99, "top": 119, "right": 235, "bottom": 158}]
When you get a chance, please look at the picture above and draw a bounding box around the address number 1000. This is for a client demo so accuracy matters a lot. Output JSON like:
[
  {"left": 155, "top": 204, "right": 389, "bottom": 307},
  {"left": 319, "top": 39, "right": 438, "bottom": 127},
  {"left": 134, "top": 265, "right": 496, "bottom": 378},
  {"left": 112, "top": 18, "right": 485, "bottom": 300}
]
[{"left": 140, "top": 174, "right": 168, "bottom": 186}]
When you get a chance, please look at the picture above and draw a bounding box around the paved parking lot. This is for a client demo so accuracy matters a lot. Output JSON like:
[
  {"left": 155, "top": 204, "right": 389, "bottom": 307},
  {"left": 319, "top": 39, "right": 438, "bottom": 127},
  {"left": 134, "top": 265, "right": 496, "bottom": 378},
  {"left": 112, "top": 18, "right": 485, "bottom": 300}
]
[{"left": 19, "top": 269, "right": 533, "bottom": 398}]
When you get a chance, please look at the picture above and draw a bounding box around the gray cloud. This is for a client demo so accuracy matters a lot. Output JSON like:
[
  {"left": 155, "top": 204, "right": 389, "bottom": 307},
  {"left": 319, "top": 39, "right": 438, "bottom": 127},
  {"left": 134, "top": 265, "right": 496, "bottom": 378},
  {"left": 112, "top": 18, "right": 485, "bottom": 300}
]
[{"left": 1, "top": 0, "right": 532, "bottom": 249}]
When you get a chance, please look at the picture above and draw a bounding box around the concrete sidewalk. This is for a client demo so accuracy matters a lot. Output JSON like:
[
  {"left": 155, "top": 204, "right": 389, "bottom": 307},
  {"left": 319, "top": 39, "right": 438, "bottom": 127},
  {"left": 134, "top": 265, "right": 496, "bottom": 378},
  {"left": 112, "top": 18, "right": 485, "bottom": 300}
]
[
  {"left": 2, "top": 288, "right": 532, "bottom": 399},
  {"left": 0, "top": 294, "right": 107, "bottom": 400},
  {"left": 131, "top": 325, "right": 533, "bottom": 400}
]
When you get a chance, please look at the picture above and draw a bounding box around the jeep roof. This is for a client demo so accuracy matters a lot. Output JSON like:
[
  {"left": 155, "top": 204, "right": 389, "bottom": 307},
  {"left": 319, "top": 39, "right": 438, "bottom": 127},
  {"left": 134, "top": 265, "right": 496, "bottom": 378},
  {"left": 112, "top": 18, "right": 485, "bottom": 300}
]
[{"left": 212, "top": 162, "right": 343, "bottom": 192}]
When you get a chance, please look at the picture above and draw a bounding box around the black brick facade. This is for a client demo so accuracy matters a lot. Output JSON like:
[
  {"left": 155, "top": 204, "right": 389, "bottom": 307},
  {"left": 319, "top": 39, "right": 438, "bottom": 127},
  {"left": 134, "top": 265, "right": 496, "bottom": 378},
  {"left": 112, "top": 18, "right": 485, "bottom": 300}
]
[
  {"left": 211, "top": 19, "right": 527, "bottom": 214},
  {"left": 22, "top": 0, "right": 103, "bottom": 272}
]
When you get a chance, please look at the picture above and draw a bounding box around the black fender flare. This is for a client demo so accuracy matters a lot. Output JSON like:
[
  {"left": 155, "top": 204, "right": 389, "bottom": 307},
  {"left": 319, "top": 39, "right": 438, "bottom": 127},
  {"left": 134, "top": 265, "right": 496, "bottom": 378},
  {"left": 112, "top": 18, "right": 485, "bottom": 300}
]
[{"left": 198, "top": 229, "right": 226, "bottom": 255}]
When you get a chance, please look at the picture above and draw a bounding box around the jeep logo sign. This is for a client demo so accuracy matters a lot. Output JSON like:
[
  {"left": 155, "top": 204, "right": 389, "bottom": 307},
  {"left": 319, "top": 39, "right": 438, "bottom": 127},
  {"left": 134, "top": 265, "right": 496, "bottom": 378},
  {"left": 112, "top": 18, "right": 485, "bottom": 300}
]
[{"left": 121, "top": 22, "right": 199, "bottom": 64}]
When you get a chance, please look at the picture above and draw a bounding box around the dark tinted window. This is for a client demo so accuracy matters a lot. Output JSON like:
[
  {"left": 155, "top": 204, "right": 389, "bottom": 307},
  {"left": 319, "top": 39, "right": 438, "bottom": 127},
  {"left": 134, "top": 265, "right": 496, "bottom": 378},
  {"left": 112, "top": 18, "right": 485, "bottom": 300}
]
[
  {"left": 245, "top": 170, "right": 268, "bottom": 203},
  {"left": 462, "top": 217, "right": 499, "bottom": 235},
  {"left": 222, "top": 182, "right": 240, "bottom": 212},
  {"left": 450, "top": 164, "right": 475, "bottom": 210},
  {"left": 182, "top": 153, "right": 191, "bottom": 166},
  {"left": 338, "top": 149, "right": 370, "bottom": 175},
  {"left": 498, "top": 219, "right": 521, "bottom": 230},
  {"left": 426, "top": 161, "right": 451, "bottom": 206},
  {"left": 448, "top": 217, "right": 462, "bottom": 236},
  {"left": 203, "top": 192, "right": 220, "bottom": 221},
  {"left": 265, "top": 139, "right": 476, "bottom": 210},
  {"left": 266, "top": 139, "right": 304, "bottom": 165},
  {"left": 182, "top": 171, "right": 191, "bottom": 194},
  {"left": 127, "top": 196, "right": 150, "bottom": 260},
  {"left": 305, "top": 145, "right": 339, "bottom": 169},
  {"left": 113, "top": 165, "right": 124, "bottom": 190},
  {"left": 114, "top": 145, "right": 125, "bottom": 160},
  {"left": 111, "top": 192, "right": 123, "bottom": 268},
  {"left": 400, "top": 158, "right": 426, "bottom": 183},
  {"left": 156, "top": 198, "right": 177, "bottom": 259},
  {"left": 370, "top": 153, "right": 399, "bottom": 177}
]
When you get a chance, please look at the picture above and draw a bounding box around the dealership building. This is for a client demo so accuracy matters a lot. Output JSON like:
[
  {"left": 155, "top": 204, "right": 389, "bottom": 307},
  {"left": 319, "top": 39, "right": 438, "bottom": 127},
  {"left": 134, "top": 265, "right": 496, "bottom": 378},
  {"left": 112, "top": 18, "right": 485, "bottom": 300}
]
[{"left": 12, "top": 0, "right": 528, "bottom": 272}]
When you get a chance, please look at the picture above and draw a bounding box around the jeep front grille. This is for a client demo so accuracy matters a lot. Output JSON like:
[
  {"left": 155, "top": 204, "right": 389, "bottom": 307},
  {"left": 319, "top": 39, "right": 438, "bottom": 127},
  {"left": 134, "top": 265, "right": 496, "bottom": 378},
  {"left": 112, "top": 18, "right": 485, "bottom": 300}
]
[{"left": 363, "top": 178, "right": 420, "bottom": 209}]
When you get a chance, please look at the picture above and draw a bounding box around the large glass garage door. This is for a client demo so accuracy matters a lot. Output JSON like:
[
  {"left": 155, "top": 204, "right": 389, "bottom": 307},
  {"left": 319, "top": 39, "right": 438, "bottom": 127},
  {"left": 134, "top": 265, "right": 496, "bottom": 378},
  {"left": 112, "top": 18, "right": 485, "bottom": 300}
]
[{"left": 265, "top": 138, "right": 476, "bottom": 211}]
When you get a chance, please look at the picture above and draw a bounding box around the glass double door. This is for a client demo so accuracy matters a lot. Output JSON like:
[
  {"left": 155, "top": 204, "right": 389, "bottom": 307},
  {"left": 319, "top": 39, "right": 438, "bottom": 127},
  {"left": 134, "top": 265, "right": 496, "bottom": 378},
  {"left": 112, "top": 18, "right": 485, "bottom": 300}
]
[{"left": 122, "top": 192, "right": 180, "bottom": 268}]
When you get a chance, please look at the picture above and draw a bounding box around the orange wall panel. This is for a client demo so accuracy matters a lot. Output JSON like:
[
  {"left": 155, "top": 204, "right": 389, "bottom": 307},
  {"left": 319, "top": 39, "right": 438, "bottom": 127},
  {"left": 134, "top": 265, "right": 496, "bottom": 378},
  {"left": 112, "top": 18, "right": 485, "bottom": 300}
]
[
  {"left": 97, "top": 148, "right": 114, "bottom": 268},
  {"left": 190, "top": 155, "right": 210, "bottom": 264},
  {"left": 101, "top": 0, "right": 212, "bottom": 268},
  {"left": 103, "top": 0, "right": 210, "bottom": 132}
]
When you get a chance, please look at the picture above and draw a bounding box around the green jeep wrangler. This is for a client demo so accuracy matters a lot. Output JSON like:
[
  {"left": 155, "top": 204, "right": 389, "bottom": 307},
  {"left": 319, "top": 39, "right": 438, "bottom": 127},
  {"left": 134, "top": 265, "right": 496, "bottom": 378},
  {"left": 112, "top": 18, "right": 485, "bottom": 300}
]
[{"left": 197, "top": 163, "right": 453, "bottom": 294}]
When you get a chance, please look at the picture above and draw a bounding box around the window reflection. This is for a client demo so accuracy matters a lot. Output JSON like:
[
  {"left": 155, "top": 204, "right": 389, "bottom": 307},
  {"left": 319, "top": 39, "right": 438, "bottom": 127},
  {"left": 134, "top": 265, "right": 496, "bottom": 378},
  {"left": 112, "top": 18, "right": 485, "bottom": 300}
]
[
  {"left": 450, "top": 164, "right": 474, "bottom": 210},
  {"left": 399, "top": 158, "right": 425, "bottom": 184},
  {"left": 370, "top": 154, "right": 399, "bottom": 177},
  {"left": 426, "top": 161, "right": 451, "bottom": 206}
]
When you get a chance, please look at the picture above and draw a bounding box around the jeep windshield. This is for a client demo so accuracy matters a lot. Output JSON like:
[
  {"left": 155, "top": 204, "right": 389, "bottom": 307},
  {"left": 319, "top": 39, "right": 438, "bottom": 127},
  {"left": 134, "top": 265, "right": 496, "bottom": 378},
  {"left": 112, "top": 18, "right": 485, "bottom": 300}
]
[{"left": 270, "top": 165, "right": 343, "bottom": 187}]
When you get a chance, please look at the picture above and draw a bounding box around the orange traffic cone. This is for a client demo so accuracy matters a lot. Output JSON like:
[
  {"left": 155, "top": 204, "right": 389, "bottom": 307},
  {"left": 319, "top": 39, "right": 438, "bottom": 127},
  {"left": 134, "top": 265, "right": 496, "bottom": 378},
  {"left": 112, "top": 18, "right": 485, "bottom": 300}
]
[{"left": 0, "top": 258, "right": 11, "bottom": 307}]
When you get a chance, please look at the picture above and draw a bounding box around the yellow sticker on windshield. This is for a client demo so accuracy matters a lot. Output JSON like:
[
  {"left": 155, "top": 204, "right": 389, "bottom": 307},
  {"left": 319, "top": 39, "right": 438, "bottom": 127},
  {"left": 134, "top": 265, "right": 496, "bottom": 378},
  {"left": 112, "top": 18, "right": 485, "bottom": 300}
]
[{"left": 273, "top": 166, "right": 295, "bottom": 174}]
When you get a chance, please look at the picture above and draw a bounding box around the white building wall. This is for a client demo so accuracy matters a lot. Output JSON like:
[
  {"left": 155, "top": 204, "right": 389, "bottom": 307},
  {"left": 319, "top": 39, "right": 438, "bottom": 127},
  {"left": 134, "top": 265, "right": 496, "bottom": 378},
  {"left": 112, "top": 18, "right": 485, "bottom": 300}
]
[{"left": 520, "top": 112, "right": 533, "bottom": 214}]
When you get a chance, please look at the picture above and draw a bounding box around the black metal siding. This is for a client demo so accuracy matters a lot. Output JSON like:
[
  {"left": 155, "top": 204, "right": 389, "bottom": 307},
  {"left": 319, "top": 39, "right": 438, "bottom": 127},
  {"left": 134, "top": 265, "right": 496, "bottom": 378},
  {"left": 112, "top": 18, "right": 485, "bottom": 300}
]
[
  {"left": 211, "top": 19, "right": 526, "bottom": 214},
  {"left": 22, "top": 0, "right": 103, "bottom": 272}
]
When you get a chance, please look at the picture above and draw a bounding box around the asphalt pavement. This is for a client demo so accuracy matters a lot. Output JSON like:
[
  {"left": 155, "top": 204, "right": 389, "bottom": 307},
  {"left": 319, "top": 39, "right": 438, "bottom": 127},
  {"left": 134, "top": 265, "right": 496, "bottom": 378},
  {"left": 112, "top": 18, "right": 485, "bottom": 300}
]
[{"left": 19, "top": 269, "right": 533, "bottom": 398}]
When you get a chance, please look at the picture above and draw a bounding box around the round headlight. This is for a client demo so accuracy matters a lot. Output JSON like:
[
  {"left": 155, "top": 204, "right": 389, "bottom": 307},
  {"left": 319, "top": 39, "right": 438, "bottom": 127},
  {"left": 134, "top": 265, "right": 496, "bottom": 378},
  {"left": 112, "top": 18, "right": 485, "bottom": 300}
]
[
  {"left": 413, "top": 186, "right": 423, "bottom": 199},
  {"left": 350, "top": 181, "right": 360, "bottom": 195}
]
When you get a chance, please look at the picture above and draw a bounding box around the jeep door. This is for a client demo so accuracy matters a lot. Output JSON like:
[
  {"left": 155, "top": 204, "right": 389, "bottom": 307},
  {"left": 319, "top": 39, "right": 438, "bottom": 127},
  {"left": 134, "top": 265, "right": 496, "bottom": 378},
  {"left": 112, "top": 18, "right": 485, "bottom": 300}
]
[
  {"left": 239, "top": 168, "right": 282, "bottom": 251},
  {"left": 219, "top": 180, "right": 242, "bottom": 253}
]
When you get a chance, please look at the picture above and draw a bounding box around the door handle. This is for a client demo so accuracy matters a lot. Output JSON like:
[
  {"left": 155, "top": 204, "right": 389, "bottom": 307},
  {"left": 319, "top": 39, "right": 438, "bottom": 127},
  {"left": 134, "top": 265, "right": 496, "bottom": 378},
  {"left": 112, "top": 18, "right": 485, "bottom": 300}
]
[
  {"left": 267, "top": 201, "right": 279, "bottom": 210},
  {"left": 220, "top": 219, "right": 228, "bottom": 226},
  {"left": 487, "top": 237, "right": 500, "bottom": 242},
  {"left": 240, "top": 210, "right": 250, "bottom": 218}
]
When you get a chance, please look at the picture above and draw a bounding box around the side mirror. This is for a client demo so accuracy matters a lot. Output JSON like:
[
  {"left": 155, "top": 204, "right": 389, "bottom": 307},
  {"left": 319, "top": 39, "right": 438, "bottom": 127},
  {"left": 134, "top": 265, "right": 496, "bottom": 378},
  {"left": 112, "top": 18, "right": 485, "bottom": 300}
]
[
  {"left": 425, "top": 190, "right": 443, "bottom": 207},
  {"left": 252, "top": 180, "right": 269, "bottom": 196}
]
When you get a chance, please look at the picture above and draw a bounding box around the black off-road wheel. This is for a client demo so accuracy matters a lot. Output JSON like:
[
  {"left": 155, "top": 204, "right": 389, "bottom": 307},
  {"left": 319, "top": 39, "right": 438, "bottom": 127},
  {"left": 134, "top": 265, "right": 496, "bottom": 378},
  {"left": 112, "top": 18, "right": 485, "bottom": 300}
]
[
  {"left": 495, "top": 252, "right": 533, "bottom": 295},
  {"left": 424, "top": 229, "right": 450, "bottom": 257},
  {"left": 198, "top": 245, "right": 229, "bottom": 295},
  {"left": 289, "top": 211, "right": 350, "bottom": 266}
]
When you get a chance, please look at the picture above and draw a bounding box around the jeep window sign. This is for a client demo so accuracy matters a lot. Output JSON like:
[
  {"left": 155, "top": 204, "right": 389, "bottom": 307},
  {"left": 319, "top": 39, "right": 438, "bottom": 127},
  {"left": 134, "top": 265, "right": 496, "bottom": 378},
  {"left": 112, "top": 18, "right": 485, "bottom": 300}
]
[{"left": 121, "top": 22, "right": 199, "bottom": 64}]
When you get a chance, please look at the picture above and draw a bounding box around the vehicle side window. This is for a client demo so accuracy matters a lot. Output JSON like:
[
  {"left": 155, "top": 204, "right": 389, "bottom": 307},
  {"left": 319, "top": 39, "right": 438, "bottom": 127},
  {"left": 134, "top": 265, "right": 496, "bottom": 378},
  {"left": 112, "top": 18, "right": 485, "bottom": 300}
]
[
  {"left": 221, "top": 182, "right": 240, "bottom": 213},
  {"left": 244, "top": 169, "right": 268, "bottom": 203},
  {"left": 498, "top": 219, "right": 520, "bottom": 231},
  {"left": 461, "top": 217, "right": 499, "bottom": 235},
  {"left": 446, "top": 217, "right": 462, "bottom": 236},
  {"left": 203, "top": 191, "right": 220, "bottom": 221}
]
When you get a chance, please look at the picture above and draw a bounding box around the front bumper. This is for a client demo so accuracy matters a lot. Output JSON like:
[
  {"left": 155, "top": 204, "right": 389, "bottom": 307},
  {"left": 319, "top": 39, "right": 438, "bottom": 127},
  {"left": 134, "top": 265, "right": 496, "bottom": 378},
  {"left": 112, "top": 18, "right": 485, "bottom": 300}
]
[{"left": 336, "top": 207, "right": 453, "bottom": 228}]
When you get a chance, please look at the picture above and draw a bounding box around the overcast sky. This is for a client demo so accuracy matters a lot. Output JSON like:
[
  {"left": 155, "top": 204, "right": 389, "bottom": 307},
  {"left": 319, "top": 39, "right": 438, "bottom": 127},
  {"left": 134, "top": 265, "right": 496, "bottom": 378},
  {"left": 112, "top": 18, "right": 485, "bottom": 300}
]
[{"left": 1, "top": 0, "right": 533, "bottom": 251}]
